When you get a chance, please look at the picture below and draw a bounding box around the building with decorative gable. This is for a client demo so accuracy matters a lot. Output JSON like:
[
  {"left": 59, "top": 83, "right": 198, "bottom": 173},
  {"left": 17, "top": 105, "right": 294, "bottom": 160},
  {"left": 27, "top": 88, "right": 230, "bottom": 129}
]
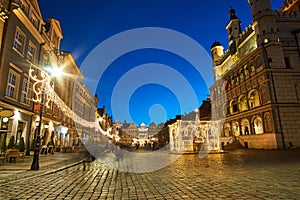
[{"left": 210, "top": 0, "right": 300, "bottom": 149}]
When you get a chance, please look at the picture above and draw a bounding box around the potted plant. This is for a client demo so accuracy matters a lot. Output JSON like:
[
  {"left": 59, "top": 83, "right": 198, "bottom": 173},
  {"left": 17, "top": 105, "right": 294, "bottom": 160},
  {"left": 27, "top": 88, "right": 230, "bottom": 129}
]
[
  {"left": 7, "top": 135, "right": 15, "bottom": 149},
  {"left": 18, "top": 137, "right": 25, "bottom": 152}
]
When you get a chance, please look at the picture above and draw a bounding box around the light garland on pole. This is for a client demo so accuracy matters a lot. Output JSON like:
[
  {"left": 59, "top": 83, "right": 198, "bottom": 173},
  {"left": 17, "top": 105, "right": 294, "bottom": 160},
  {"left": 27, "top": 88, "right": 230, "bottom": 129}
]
[{"left": 29, "top": 66, "right": 96, "bottom": 128}]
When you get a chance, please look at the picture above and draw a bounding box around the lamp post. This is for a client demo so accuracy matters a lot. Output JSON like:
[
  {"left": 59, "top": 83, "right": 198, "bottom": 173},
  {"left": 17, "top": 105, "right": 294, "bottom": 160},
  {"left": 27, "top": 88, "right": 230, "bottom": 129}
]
[
  {"left": 30, "top": 100, "right": 44, "bottom": 170},
  {"left": 30, "top": 48, "right": 67, "bottom": 170}
]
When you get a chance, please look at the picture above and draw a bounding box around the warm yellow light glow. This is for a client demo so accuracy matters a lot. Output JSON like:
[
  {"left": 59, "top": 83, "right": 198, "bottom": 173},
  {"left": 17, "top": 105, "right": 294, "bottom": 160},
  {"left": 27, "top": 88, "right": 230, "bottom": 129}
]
[
  {"left": 98, "top": 116, "right": 103, "bottom": 122},
  {"left": 51, "top": 67, "right": 63, "bottom": 77}
]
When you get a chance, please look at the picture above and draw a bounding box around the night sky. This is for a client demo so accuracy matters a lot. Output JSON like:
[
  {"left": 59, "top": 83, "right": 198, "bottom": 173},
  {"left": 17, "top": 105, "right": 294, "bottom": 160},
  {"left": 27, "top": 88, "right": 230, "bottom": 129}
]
[{"left": 39, "top": 0, "right": 283, "bottom": 125}]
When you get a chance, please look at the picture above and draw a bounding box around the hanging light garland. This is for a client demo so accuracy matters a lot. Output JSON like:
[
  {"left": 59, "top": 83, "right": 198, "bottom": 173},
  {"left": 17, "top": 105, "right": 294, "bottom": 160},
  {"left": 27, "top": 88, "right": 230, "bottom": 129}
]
[{"left": 29, "top": 66, "right": 96, "bottom": 128}]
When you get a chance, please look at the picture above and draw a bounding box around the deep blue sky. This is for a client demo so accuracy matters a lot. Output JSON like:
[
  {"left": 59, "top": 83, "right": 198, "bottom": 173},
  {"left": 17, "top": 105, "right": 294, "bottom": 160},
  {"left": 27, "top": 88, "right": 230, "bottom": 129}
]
[{"left": 39, "top": 0, "right": 283, "bottom": 125}]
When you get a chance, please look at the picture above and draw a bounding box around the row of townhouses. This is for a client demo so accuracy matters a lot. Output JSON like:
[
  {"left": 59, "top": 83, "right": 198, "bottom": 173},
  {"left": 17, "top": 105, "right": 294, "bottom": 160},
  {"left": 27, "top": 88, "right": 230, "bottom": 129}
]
[{"left": 0, "top": 0, "right": 96, "bottom": 153}]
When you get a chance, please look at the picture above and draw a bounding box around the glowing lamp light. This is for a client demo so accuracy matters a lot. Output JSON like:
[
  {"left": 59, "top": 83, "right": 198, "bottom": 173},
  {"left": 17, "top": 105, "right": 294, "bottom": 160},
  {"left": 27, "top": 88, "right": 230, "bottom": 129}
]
[
  {"left": 44, "top": 66, "right": 63, "bottom": 77},
  {"left": 60, "top": 126, "right": 68, "bottom": 135},
  {"left": 51, "top": 67, "right": 63, "bottom": 77},
  {"left": 98, "top": 116, "right": 103, "bottom": 122},
  {"left": 35, "top": 119, "right": 40, "bottom": 127},
  {"left": 2, "top": 117, "right": 8, "bottom": 123}
]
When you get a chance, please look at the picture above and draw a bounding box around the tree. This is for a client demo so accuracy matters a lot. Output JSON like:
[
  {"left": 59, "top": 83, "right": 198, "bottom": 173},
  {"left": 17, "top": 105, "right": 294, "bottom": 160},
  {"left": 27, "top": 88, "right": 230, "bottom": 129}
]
[
  {"left": 7, "top": 135, "right": 15, "bottom": 149},
  {"left": 18, "top": 137, "right": 25, "bottom": 152}
]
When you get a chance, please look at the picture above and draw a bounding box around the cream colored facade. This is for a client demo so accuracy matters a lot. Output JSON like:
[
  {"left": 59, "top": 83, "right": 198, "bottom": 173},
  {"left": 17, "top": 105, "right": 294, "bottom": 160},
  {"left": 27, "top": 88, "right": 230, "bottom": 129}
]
[{"left": 210, "top": 0, "right": 300, "bottom": 149}]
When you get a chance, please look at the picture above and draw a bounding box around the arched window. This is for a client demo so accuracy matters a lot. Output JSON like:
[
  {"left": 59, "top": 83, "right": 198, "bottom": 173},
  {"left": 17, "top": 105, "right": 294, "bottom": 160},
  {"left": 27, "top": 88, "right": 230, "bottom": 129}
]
[
  {"left": 250, "top": 61, "right": 255, "bottom": 72},
  {"left": 244, "top": 65, "right": 249, "bottom": 77},
  {"left": 239, "top": 68, "right": 244, "bottom": 80},
  {"left": 232, "top": 121, "right": 240, "bottom": 136},
  {"left": 259, "top": 84, "right": 269, "bottom": 104},
  {"left": 224, "top": 123, "right": 231, "bottom": 137},
  {"left": 255, "top": 55, "right": 263, "bottom": 68},
  {"left": 230, "top": 99, "right": 238, "bottom": 114},
  {"left": 241, "top": 118, "right": 250, "bottom": 135},
  {"left": 238, "top": 95, "right": 248, "bottom": 111},
  {"left": 248, "top": 89, "right": 260, "bottom": 108},
  {"left": 230, "top": 75, "right": 235, "bottom": 86},
  {"left": 264, "top": 112, "right": 273, "bottom": 132},
  {"left": 252, "top": 116, "right": 263, "bottom": 134}
]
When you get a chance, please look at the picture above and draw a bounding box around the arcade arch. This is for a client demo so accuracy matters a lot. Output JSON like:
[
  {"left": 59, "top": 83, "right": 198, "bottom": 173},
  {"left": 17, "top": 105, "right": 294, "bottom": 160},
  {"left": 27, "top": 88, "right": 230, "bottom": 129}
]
[
  {"left": 252, "top": 116, "right": 263, "bottom": 134},
  {"left": 248, "top": 89, "right": 260, "bottom": 108}
]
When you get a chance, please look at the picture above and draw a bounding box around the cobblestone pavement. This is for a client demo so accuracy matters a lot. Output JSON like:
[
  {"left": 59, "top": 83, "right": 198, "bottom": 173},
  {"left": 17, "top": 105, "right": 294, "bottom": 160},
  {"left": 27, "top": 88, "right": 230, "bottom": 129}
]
[
  {"left": 0, "top": 149, "right": 300, "bottom": 200},
  {"left": 0, "top": 152, "right": 88, "bottom": 184}
]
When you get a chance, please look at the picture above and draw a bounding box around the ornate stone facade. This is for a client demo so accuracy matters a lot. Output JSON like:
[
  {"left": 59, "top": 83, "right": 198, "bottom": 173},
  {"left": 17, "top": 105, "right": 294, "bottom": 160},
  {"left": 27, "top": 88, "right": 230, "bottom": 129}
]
[{"left": 210, "top": 0, "right": 300, "bottom": 149}]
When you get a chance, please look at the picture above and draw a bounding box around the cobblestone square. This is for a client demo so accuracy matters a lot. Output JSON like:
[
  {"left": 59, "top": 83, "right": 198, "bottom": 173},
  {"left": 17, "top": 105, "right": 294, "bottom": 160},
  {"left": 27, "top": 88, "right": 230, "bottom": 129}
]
[{"left": 0, "top": 149, "right": 299, "bottom": 199}]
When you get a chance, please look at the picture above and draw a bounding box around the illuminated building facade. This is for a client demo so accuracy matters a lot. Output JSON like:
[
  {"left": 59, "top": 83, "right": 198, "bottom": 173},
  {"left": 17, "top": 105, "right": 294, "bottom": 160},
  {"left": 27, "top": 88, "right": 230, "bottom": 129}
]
[
  {"left": 210, "top": 0, "right": 300, "bottom": 149},
  {"left": 0, "top": 0, "right": 95, "bottom": 152}
]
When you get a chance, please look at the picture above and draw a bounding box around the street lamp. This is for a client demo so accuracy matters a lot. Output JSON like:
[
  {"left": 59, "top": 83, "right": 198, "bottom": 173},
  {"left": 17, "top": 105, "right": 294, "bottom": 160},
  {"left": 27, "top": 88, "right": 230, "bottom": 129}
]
[{"left": 30, "top": 48, "right": 67, "bottom": 170}]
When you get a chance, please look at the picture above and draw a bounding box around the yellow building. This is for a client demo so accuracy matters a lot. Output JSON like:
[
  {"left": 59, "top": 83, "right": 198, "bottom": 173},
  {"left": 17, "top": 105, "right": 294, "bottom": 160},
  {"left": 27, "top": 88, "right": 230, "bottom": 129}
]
[{"left": 210, "top": 0, "right": 300, "bottom": 149}]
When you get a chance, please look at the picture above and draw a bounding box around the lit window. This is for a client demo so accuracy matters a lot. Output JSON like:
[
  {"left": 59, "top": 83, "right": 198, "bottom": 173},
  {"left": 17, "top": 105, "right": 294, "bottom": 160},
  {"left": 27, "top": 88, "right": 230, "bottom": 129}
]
[
  {"left": 230, "top": 99, "right": 238, "bottom": 114},
  {"left": 6, "top": 70, "right": 19, "bottom": 99},
  {"left": 20, "top": 79, "right": 29, "bottom": 104},
  {"left": 238, "top": 95, "right": 248, "bottom": 111},
  {"left": 13, "top": 28, "right": 25, "bottom": 54},
  {"left": 27, "top": 42, "right": 36, "bottom": 61},
  {"left": 248, "top": 90, "right": 260, "bottom": 108}
]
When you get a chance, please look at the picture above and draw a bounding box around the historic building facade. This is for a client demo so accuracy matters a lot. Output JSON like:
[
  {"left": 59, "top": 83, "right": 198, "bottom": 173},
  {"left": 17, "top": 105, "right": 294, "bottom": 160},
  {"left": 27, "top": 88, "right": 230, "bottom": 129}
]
[
  {"left": 210, "top": 0, "right": 300, "bottom": 149},
  {"left": 168, "top": 99, "right": 212, "bottom": 153},
  {"left": 0, "top": 0, "right": 96, "bottom": 153}
]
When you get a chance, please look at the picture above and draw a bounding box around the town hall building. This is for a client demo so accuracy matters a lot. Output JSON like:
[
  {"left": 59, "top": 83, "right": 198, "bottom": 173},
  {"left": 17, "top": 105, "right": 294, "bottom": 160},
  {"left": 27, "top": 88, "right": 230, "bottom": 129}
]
[{"left": 210, "top": 0, "right": 300, "bottom": 149}]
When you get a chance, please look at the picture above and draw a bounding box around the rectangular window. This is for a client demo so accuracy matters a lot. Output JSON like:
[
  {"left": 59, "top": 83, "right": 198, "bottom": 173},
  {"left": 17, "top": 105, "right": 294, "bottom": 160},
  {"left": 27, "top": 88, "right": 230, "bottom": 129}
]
[
  {"left": 13, "top": 28, "right": 25, "bottom": 54},
  {"left": 20, "top": 79, "right": 29, "bottom": 104},
  {"left": 18, "top": 0, "right": 29, "bottom": 15},
  {"left": 30, "top": 13, "right": 38, "bottom": 28},
  {"left": 6, "top": 70, "right": 19, "bottom": 99},
  {"left": 26, "top": 42, "right": 36, "bottom": 61}
]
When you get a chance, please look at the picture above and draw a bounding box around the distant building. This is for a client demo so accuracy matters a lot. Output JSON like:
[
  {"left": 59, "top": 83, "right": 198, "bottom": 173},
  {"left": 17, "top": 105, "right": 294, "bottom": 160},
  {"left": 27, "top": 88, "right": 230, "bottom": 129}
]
[
  {"left": 168, "top": 99, "right": 212, "bottom": 153},
  {"left": 210, "top": 0, "right": 300, "bottom": 149}
]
